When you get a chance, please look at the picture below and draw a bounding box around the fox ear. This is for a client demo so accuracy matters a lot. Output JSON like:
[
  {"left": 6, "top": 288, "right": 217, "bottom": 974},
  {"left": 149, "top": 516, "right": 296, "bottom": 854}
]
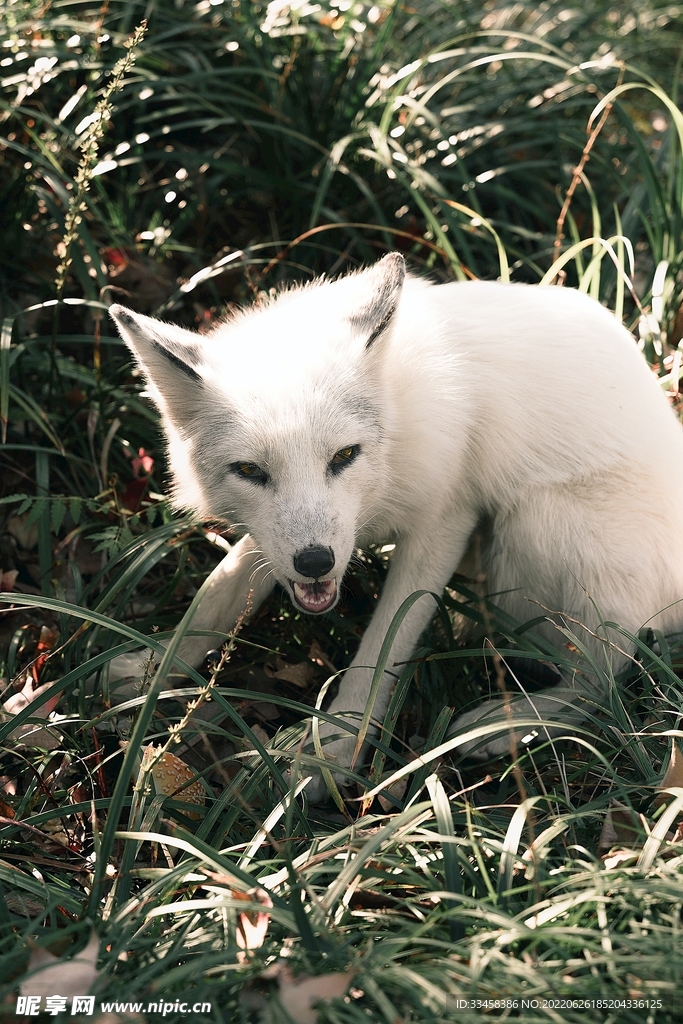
[
  {"left": 110, "top": 305, "right": 205, "bottom": 422},
  {"left": 351, "top": 252, "right": 406, "bottom": 349}
]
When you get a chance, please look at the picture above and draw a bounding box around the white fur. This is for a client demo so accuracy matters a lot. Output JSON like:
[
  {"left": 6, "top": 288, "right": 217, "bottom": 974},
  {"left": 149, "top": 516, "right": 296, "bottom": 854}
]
[{"left": 110, "top": 256, "right": 683, "bottom": 796}]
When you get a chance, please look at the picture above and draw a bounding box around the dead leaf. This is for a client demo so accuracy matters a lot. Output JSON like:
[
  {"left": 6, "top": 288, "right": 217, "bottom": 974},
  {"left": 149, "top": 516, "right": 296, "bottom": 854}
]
[
  {"left": 319, "top": 13, "right": 345, "bottom": 29},
  {"left": 598, "top": 800, "right": 643, "bottom": 855},
  {"left": 377, "top": 776, "right": 407, "bottom": 813},
  {"left": 192, "top": 302, "right": 220, "bottom": 334},
  {"left": 236, "top": 887, "right": 273, "bottom": 961},
  {"left": 249, "top": 723, "right": 270, "bottom": 748},
  {"left": 20, "top": 930, "right": 99, "bottom": 999},
  {"left": 6, "top": 513, "right": 38, "bottom": 550},
  {"left": 272, "top": 661, "right": 316, "bottom": 689},
  {"left": 31, "top": 625, "right": 58, "bottom": 683},
  {"left": 0, "top": 569, "right": 18, "bottom": 593},
  {"left": 264, "top": 655, "right": 316, "bottom": 689},
  {"left": 64, "top": 387, "right": 88, "bottom": 411},
  {"left": 140, "top": 745, "right": 205, "bottom": 818},
  {"left": 104, "top": 248, "right": 174, "bottom": 313},
  {"left": 0, "top": 797, "right": 14, "bottom": 818},
  {"left": 0, "top": 775, "right": 17, "bottom": 796},
  {"left": 250, "top": 700, "right": 280, "bottom": 723},
  {"left": 654, "top": 743, "right": 683, "bottom": 807},
  {"left": 278, "top": 966, "right": 355, "bottom": 1024},
  {"left": 199, "top": 873, "right": 272, "bottom": 962},
  {"left": 349, "top": 887, "right": 398, "bottom": 911},
  {"left": 2, "top": 675, "right": 62, "bottom": 748},
  {"left": 5, "top": 893, "right": 45, "bottom": 918},
  {"left": 602, "top": 849, "right": 640, "bottom": 870},
  {"left": 3, "top": 675, "right": 60, "bottom": 718},
  {"left": 202, "top": 868, "right": 241, "bottom": 887},
  {"left": 308, "top": 641, "right": 337, "bottom": 674},
  {"left": 120, "top": 447, "right": 155, "bottom": 512},
  {"left": 41, "top": 817, "right": 81, "bottom": 852}
]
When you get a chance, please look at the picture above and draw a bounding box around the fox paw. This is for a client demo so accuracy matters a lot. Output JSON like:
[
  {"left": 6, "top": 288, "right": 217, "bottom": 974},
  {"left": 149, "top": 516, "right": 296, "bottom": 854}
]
[
  {"left": 295, "top": 722, "right": 360, "bottom": 804},
  {"left": 449, "top": 691, "right": 586, "bottom": 761},
  {"left": 449, "top": 700, "right": 551, "bottom": 761}
]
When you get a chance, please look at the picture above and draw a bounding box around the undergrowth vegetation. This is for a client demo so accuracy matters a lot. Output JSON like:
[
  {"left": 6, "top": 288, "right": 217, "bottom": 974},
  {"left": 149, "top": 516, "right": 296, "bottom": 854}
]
[{"left": 1, "top": 1, "right": 683, "bottom": 1020}]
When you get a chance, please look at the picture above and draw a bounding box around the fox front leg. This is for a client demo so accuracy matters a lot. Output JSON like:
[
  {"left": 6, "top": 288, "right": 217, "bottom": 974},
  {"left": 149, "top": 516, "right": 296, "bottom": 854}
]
[
  {"left": 303, "top": 514, "right": 479, "bottom": 801},
  {"left": 107, "top": 534, "right": 275, "bottom": 694}
]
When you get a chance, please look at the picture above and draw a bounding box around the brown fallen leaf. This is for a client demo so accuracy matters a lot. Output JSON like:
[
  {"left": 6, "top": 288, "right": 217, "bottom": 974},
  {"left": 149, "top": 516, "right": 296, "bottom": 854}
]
[
  {"left": 264, "top": 654, "right": 316, "bottom": 688},
  {"left": 5, "top": 893, "right": 46, "bottom": 918},
  {"left": 64, "top": 386, "right": 88, "bottom": 411},
  {"left": 0, "top": 797, "right": 14, "bottom": 819},
  {"left": 41, "top": 816, "right": 82, "bottom": 853},
  {"left": 272, "top": 661, "right": 316, "bottom": 689},
  {"left": 0, "top": 568, "right": 18, "bottom": 593},
  {"left": 193, "top": 302, "right": 219, "bottom": 334},
  {"left": 377, "top": 776, "right": 407, "bottom": 813},
  {"left": 3, "top": 675, "right": 61, "bottom": 718},
  {"left": 6, "top": 513, "right": 38, "bottom": 550},
  {"left": 249, "top": 700, "right": 281, "bottom": 723},
  {"left": 320, "top": 13, "right": 345, "bottom": 30},
  {"left": 602, "top": 849, "right": 640, "bottom": 870},
  {"left": 308, "top": 640, "right": 337, "bottom": 674},
  {"left": 596, "top": 753, "right": 683, "bottom": 863},
  {"left": 653, "top": 743, "right": 683, "bottom": 808},
  {"left": 248, "top": 723, "right": 271, "bottom": 748},
  {"left": 202, "top": 869, "right": 241, "bottom": 887},
  {"left": 235, "top": 887, "right": 273, "bottom": 962},
  {"left": 598, "top": 800, "right": 643, "bottom": 855},
  {"left": 349, "top": 887, "right": 400, "bottom": 911},
  {"left": 277, "top": 966, "right": 355, "bottom": 1024},
  {"left": 31, "top": 625, "right": 59, "bottom": 683},
  {"left": 20, "top": 930, "right": 99, "bottom": 999},
  {"left": 140, "top": 745, "right": 205, "bottom": 819},
  {"left": 0, "top": 775, "right": 17, "bottom": 796},
  {"left": 198, "top": 872, "right": 272, "bottom": 962},
  {"left": 104, "top": 247, "right": 174, "bottom": 313},
  {"left": 2, "top": 675, "right": 63, "bottom": 749}
]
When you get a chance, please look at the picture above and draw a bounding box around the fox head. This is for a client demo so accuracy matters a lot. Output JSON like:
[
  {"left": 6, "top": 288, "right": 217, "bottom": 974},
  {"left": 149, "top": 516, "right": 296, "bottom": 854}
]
[{"left": 110, "top": 253, "right": 405, "bottom": 614}]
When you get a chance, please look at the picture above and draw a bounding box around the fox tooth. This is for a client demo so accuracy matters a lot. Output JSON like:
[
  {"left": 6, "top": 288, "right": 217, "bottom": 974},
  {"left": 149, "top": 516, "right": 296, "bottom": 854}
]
[{"left": 292, "top": 577, "right": 338, "bottom": 613}]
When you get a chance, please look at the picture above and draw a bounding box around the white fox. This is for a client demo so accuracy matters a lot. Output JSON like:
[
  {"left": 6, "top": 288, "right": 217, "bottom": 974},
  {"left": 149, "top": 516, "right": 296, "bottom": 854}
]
[{"left": 110, "top": 253, "right": 683, "bottom": 794}]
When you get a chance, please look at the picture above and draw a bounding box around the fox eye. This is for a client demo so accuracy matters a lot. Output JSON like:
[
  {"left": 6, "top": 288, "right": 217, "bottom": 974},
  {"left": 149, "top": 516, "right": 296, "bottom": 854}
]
[
  {"left": 329, "top": 444, "right": 360, "bottom": 474},
  {"left": 231, "top": 461, "right": 269, "bottom": 484}
]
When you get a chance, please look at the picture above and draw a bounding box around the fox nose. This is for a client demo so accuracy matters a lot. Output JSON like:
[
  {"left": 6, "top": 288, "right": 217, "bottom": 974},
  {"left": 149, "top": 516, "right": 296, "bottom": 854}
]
[{"left": 293, "top": 545, "right": 335, "bottom": 579}]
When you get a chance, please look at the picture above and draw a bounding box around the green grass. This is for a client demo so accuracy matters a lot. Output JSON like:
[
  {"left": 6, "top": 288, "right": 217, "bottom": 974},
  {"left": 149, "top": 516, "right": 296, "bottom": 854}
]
[{"left": 2, "top": 1, "right": 683, "bottom": 1020}]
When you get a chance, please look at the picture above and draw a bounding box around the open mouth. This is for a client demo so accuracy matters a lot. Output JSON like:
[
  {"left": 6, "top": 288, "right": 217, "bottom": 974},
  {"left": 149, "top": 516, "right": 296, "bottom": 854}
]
[{"left": 291, "top": 577, "right": 338, "bottom": 613}]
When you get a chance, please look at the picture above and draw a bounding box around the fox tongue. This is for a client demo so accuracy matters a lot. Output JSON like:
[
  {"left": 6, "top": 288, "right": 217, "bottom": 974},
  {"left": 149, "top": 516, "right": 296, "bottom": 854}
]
[{"left": 293, "top": 578, "right": 337, "bottom": 612}]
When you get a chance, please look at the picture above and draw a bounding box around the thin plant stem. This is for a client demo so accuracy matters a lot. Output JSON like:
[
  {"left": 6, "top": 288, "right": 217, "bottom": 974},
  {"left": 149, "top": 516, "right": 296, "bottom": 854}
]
[{"left": 553, "top": 64, "right": 625, "bottom": 264}]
